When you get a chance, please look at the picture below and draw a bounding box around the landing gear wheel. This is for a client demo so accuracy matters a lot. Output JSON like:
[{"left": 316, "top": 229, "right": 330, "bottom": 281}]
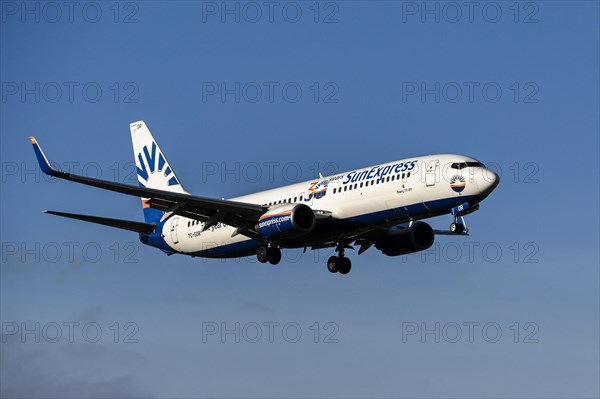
[
  {"left": 268, "top": 248, "right": 282, "bottom": 265},
  {"left": 327, "top": 256, "right": 339, "bottom": 273},
  {"left": 450, "top": 222, "right": 464, "bottom": 234},
  {"left": 338, "top": 257, "right": 352, "bottom": 275},
  {"left": 257, "top": 246, "right": 270, "bottom": 263}
]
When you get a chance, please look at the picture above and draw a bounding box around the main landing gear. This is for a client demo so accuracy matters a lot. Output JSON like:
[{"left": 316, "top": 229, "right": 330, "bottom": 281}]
[
  {"left": 327, "top": 245, "right": 352, "bottom": 275},
  {"left": 257, "top": 246, "right": 282, "bottom": 265}
]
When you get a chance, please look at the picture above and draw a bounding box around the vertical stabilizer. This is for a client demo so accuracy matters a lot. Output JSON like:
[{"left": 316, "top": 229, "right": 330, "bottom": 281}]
[{"left": 130, "top": 121, "right": 187, "bottom": 222}]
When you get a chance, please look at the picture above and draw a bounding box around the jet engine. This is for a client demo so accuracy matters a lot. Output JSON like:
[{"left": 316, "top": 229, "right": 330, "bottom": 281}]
[
  {"left": 375, "top": 222, "right": 434, "bottom": 256},
  {"left": 257, "top": 203, "right": 315, "bottom": 238}
]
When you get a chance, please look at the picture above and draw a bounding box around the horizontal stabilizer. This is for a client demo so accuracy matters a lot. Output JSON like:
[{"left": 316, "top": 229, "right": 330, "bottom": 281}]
[{"left": 44, "top": 210, "right": 156, "bottom": 234}]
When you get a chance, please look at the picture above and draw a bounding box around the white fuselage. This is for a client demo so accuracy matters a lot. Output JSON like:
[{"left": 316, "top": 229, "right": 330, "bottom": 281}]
[{"left": 161, "top": 154, "right": 498, "bottom": 257}]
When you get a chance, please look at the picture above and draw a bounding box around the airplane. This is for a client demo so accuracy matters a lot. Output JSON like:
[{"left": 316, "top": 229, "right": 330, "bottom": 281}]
[{"left": 30, "top": 121, "right": 499, "bottom": 274}]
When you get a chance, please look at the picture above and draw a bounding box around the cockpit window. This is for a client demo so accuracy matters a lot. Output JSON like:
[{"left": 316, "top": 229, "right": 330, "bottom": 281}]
[
  {"left": 451, "top": 161, "right": 485, "bottom": 169},
  {"left": 466, "top": 161, "right": 484, "bottom": 167}
]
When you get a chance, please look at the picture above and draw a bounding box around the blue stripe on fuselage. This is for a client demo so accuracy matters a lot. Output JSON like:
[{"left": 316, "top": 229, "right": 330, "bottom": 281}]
[{"left": 184, "top": 194, "right": 484, "bottom": 258}]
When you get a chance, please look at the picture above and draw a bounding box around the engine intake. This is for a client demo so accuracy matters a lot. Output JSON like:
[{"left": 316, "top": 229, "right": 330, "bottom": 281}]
[
  {"left": 375, "top": 221, "right": 434, "bottom": 256},
  {"left": 257, "top": 203, "right": 315, "bottom": 238}
]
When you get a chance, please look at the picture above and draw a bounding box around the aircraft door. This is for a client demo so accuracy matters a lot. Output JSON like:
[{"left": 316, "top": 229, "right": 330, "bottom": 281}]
[
  {"left": 425, "top": 160, "right": 439, "bottom": 187},
  {"left": 170, "top": 217, "right": 180, "bottom": 245}
]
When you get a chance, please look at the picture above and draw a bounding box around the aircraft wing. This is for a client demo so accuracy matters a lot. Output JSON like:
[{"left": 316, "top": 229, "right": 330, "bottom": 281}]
[{"left": 30, "top": 136, "right": 267, "bottom": 240}]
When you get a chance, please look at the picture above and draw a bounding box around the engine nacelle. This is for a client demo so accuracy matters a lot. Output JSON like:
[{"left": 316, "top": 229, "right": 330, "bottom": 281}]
[
  {"left": 257, "top": 203, "right": 315, "bottom": 238},
  {"left": 375, "top": 222, "right": 434, "bottom": 256}
]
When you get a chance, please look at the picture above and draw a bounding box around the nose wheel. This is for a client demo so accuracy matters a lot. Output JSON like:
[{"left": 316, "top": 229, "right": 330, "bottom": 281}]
[{"left": 450, "top": 221, "right": 464, "bottom": 234}]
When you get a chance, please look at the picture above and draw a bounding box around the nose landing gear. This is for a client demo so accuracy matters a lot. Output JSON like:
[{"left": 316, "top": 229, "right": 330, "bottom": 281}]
[{"left": 449, "top": 202, "right": 479, "bottom": 234}]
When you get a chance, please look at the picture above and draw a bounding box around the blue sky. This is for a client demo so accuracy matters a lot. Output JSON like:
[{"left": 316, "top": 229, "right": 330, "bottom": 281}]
[{"left": 1, "top": 1, "right": 599, "bottom": 397}]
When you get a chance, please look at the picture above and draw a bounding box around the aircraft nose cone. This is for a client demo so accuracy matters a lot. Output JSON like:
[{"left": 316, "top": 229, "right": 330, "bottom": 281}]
[{"left": 480, "top": 169, "right": 500, "bottom": 195}]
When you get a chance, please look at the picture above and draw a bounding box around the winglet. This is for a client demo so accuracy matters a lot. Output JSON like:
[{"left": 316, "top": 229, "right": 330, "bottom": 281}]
[{"left": 30, "top": 136, "right": 60, "bottom": 176}]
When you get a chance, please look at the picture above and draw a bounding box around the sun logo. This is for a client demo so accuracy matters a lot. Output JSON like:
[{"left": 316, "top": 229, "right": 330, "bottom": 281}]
[
  {"left": 136, "top": 142, "right": 179, "bottom": 188},
  {"left": 450, "top": 175, "right": 466, "bottom": 193}
]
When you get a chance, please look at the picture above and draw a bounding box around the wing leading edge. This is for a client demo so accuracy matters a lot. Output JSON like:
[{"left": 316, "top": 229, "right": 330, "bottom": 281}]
[{"left": 30, "top": 136, "right": 266, "bottom": 240}]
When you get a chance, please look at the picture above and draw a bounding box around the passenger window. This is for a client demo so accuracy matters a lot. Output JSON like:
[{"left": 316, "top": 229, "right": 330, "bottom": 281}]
[
  {"left": 407, "top": 172, "right": 411, "bottom": 177},
  {"left": 359, "top": 182, "right": 363, "bottom": 188},
  {"left": 344, "top": 186, "right": 347, "bottom": 191},
  {"left": 391, "top": 175, "right": 395, "bottom": 181},
  {"left": 299, "top": 195, "right": 303, "bottom": 201},
  {"left": 386, "top": 176, "right": 390, "bottom": 182},
  {"left": 354, "top": 183, "right": 358, "bottom": 189},
  {"left": 349, "top": 185, "right": 353, "bottom": 190}
]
